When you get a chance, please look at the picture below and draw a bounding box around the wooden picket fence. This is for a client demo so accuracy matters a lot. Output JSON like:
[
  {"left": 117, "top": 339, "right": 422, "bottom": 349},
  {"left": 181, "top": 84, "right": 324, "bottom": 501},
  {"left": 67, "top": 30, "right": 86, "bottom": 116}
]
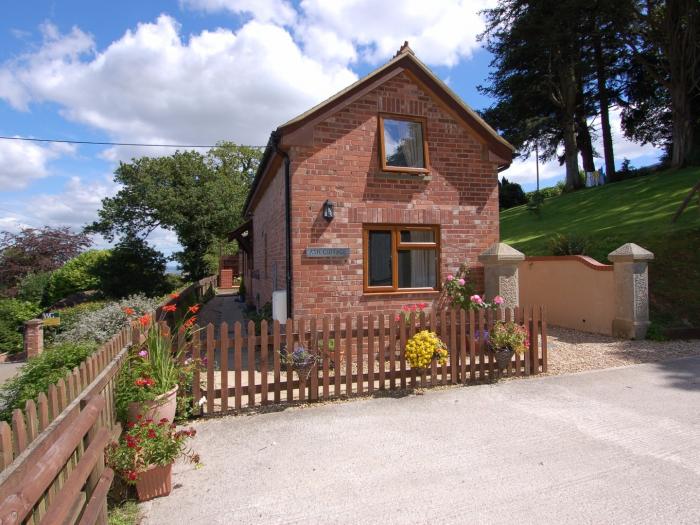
[
  {"left": 195, "top": 305, "right": 547, "bottom": 415},
  {"left": 0, "top": 328, "right": 130, "bottom": 524}
]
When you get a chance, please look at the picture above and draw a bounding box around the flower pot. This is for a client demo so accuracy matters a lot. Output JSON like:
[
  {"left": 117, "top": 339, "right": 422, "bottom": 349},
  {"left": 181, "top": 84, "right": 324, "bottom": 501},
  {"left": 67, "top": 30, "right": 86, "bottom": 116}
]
[
  {"left": 128, "top": 385, "right": 178, "bottom": 424},
  {"left": 492, "top": 348, "right": 515, "bottom": 370},
  {"left": 136, "top": 463, "right": 173, "bottom": 501}
]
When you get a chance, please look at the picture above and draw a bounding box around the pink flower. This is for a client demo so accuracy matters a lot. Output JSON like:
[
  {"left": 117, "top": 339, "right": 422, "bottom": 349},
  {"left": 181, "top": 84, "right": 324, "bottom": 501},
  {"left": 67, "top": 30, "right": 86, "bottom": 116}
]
[
  {"left": 138, "top": 350, "right": 148, "bottom": 358},
  {"left": 458, "top": 278, "right": 465, "bottom": 286},
  {"left": 493, "top": 296, "right": 505, "bottom": 305},
  {"left": 446, "top": 274, "right": 454, "bottom": 281},
  {"left": 470, "top": 294, "right": 483, "bottom": 304}
]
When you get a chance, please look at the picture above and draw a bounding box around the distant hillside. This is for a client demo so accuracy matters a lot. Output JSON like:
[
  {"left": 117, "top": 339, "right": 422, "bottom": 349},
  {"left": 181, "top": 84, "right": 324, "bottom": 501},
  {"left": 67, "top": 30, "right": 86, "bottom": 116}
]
[{"left": 500, "top": 167, "right": 700, "bottom": 332}]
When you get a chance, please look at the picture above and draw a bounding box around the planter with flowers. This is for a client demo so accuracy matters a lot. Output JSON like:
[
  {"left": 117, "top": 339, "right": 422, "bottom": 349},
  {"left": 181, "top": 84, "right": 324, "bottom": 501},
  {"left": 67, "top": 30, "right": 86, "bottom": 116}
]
[
  {"left": 488, "top": 321, "right": 529, "bottom": 371},
  {"left": 106, "top": 417, "right": 200, "bottom": 501},
  {"left": 394, "top": 303, "right": 429, "bottom": 326},
  {"left": 404, "top": 330, "right": 448, "bottom": 370},
  {"left": 279, "top": 344, "right": 321, "bottom": 380},
  {"left": 116, "top": 301, "right": 201, "bottom": 424}
]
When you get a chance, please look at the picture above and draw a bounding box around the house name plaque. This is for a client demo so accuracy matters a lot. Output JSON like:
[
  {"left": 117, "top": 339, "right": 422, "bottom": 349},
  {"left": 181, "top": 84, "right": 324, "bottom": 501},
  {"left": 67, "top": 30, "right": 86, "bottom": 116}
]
[{"left": 305, "top": 247, "right": 350, "bottom": 258}]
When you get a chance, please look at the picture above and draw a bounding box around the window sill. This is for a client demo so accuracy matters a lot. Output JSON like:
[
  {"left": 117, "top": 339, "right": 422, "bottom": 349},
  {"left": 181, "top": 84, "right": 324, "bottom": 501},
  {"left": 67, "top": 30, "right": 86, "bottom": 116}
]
[
  {"left": 362, "top": 290, "right": 440, "bottom": 297},
  {"left": 377, "top": 171, "right": 431, "bottom": 182}
]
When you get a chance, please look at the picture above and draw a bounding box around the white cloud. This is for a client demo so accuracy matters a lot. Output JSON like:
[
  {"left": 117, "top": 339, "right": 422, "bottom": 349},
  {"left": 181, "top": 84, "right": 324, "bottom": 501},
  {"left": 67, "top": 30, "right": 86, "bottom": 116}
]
[
  {"left": 181, "top": 0, "right": 298, "bottom": 25},
  {"left": 0, "top": 15, "right": 357, "bottom": 147},
  {"left": 297, "top": 0, "right": 496, "bottom": 67},
  {"left": 0, "top": 138, "right": 75, "bottom": 190}
]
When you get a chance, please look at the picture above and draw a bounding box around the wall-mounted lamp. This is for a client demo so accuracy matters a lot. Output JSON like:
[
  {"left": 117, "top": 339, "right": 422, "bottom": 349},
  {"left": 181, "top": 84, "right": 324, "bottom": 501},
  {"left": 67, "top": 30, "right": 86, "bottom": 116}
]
[{"left": 322, "top": 200, "right": 335, "bottom": 221}]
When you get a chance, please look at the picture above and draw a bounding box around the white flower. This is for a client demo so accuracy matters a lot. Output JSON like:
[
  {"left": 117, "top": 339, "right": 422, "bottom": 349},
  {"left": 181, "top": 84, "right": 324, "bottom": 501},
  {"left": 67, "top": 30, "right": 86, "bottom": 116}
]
[{"left": 198, "top": 396, "right": 207, "bottom": 407}]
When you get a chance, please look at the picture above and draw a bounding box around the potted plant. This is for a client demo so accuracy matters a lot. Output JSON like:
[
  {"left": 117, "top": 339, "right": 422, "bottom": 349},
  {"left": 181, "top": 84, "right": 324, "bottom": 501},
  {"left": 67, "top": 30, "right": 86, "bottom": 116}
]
[
  {"left": 116, "top": 306, "right": 201, "bottom": 423},
  {"left": 488, "top": 321, "right": 529, "bottom": 371},
  {"left": 279, "top": 344, "right": 321, "bottom": 380},
  {"left": 404, "top": 330, "right": 448, "bottom": 370},
  {"left": 106, "top": 417, "right": 200, "bottom": 502}
]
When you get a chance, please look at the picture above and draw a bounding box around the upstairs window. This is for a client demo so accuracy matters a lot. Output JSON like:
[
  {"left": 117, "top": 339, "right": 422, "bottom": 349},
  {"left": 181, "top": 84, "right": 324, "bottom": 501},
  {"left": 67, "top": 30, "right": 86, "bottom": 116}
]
[
  {"left": 379, "top": 114, "right": 429, "bottom": 173},
  {"left": 363, "top": 225, "right": 440, "bottom": 293}
]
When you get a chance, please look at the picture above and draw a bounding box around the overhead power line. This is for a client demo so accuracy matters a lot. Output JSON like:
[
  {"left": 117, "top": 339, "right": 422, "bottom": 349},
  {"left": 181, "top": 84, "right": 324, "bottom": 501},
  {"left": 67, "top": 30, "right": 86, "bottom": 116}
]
[{"left": 0, "top": 135, "right": 266, "bottom": 149}]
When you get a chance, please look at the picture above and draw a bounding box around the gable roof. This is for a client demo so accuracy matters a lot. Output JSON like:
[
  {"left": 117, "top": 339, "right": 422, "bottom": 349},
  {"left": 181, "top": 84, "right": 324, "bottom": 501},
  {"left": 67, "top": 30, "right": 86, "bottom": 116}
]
[{"left": 244, "top": 43, "right": 513, "bottom": 215}]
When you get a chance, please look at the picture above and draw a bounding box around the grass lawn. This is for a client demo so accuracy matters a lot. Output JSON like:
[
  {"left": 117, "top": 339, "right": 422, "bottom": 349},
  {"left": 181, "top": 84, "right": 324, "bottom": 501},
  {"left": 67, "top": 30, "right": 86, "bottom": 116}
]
[{"left": 500, "top": 166, "right": 700, "bottom": 330}]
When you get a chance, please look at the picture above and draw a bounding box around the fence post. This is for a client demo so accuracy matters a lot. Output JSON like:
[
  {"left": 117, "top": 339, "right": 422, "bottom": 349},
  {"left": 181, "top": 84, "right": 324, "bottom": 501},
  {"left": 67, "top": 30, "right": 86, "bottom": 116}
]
[
  {"left": 24, "top": 319, "right": 44, "bottom": 358},
  {"left": 608, "top": 243, "right": 654, "bottom": 339},
  {"left": 478, "top": 243, "right": 526, "bottom": 308}
]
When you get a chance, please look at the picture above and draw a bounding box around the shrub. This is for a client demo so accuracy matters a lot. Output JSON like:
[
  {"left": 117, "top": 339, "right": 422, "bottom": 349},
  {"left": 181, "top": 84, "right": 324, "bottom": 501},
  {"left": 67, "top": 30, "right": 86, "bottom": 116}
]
[
  {"left": 498, "top": 177, "right": 528, "bottom": 209},
  {"left": 16, "top": 271, "right": 52, "bottom": 305},
  {"left": 0, "top": 299, "right": 42, "bottom": 355},
  {"left": 526, "top": 191, "right": 545, "bottom": 216},
  {"left": 525, "top": 185, "right": 562, "bottom": 201},
  {"left": 548, "top": 233, "right": 591, "bottom": 256},
  {"left": 46, "top": 250, "right": 111, "bottom": 304},
  {"left": 244, "top": 302, "right": 272, "bottom": 333},
  {"left": 0, "top": 340, "right": 97, "bottom": 420},
  {"left": 55, "top": 294, "right": 161, "bottom": 345},
  {"left": 94, "top": 237, "right": 169, "bottom": 298},
  {"left": 43, "top": 301, "right": 107, "bottom": 344}
]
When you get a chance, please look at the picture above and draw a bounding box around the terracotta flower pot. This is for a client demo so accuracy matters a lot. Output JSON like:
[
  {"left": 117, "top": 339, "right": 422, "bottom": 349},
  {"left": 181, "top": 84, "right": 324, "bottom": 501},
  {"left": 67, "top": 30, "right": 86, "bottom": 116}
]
[
  {"left": 136, "top": 463, "right": 173, "bottom": 501},
  {"left": 128, "top": 385, "right": 178, "bottom": 423}
]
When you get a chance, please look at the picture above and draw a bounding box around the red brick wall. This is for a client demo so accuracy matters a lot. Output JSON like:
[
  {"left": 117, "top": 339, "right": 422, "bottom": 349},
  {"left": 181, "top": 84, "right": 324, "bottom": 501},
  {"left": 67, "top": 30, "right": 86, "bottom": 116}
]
[
  {"left": 250, "top": 164, "right": 287, "bottom": 309},
  {"left": 285, "top": 71, "right": 500, "bottom": 318}
]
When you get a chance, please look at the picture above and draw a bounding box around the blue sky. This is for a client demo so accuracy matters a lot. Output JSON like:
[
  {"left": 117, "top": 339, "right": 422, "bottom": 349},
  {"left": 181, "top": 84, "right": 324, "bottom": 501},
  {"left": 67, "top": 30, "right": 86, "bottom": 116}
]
[{"left": 0, "top": 0, "right": 661, "bottom": 256}]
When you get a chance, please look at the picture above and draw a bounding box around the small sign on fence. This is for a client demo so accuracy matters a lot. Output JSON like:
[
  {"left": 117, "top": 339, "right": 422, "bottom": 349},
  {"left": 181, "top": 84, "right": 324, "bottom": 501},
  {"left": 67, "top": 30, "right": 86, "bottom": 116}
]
[{"left": 42, "top": 312, "right": 60, "bottom": 327}]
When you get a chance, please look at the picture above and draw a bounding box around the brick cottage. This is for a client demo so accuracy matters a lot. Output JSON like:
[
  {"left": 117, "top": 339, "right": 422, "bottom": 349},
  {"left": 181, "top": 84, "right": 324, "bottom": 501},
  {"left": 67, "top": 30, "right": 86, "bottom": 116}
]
[{"left": 231, "top": 43, "right": 513, "bottom": 321}]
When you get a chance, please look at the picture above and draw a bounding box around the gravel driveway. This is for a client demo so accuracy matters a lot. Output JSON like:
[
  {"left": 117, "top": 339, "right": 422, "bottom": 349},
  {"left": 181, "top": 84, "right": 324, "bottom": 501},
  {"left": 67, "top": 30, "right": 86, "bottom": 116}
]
[
  {"left": 546, "top": 327, "right": 700, "bottom": 375},
  {"left": 140, "top": 354, "right": 700, "bottom": 525}
]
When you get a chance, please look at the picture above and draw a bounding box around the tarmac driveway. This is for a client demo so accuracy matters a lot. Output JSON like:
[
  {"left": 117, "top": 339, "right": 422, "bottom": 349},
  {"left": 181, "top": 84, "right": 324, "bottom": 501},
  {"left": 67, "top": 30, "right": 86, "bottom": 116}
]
[{"left": 141, "top": 356, "right": 700, "bottom": 524}]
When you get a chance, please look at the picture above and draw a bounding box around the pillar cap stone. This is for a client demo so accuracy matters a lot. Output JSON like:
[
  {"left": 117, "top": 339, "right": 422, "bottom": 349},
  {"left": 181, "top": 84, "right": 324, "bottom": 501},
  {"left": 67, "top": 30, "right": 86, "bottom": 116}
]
[
  {"left": 478, "top": 242, "right": 526, "bottom": 264},
  {"left": 24, "top": 318, "right": 43, "bottom": 326},
  {"left": 608, "top": 243, "right": 654, "bottom": 263}
]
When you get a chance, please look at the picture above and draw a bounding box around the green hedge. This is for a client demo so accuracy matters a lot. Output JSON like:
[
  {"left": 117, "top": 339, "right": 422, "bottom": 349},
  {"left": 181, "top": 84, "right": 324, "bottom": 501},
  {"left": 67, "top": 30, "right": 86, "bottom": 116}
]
[
  {"left": 0, "top": 299, "right": 42, "bottom": 355},
  {"left": 0, "top": 341, "right": 97, "bottom": 421}
]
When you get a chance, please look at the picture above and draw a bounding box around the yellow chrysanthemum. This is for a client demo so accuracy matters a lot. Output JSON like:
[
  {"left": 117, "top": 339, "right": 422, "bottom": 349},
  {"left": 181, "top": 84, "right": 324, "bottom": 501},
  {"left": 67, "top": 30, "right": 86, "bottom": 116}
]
[{"left": 404, "top": 330, "right": 448, "bottom": 369}]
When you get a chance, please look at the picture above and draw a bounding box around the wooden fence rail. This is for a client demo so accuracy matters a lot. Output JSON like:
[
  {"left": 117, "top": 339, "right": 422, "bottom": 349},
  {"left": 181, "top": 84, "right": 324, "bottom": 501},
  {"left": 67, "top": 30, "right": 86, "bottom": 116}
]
[{"left": 196, "top": 305, "right": 547, "bottom": 415}]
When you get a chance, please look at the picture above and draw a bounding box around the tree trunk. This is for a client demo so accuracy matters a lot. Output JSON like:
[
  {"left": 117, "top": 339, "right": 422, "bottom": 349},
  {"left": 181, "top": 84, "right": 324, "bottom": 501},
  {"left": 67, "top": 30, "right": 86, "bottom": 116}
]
[
  {"left": 563, "top": 116, "right": 581, "bottom": 191},
  {"left": 559, "top": 62, "right": 582, "bottom": 191},
  {"left": 594, "top": 35, "right": 616, "bottom": 181},
  {"left": 577, "top": 114, "right": 596, "bottom": 173},
  {"left": 665, "top": 0, "right": 699, "bottom": 167}
]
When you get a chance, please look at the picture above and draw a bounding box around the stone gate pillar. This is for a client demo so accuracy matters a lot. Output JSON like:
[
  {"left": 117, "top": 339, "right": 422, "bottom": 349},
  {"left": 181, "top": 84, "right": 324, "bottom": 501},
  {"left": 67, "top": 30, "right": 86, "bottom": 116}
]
[
  {"left": 608, "top": 243, "right": 654, "bottom": 339},
  {"left": 478, "top": 243, "right": 526, "bottom": 308}
]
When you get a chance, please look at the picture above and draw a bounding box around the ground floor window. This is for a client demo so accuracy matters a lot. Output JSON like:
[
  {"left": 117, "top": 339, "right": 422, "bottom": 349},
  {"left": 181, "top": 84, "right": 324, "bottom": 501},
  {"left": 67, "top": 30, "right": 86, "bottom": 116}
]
[{"left": 362, "top": 224, "right": 440, "bottom": 293}]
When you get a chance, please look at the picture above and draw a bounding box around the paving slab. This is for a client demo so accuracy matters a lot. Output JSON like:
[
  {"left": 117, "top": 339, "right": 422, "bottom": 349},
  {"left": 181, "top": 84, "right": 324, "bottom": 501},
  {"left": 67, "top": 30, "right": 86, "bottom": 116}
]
[{"left": 140, "top": 356, "right": 700, "bottom": 525}]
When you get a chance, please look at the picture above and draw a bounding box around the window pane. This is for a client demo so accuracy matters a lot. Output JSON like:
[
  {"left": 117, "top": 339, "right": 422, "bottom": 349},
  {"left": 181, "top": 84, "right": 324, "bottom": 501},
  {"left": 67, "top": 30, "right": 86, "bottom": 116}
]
[
  {"left": 398, "top": 249, "right": 436, "bottom": 288},
  {"left": 368, "top": 231, "right": 392, "bottom": 286},
  {"left": 383, "top": 119, "right": 425, "bottom": 168},
  {"left": 400, "top": 229, "right": 435, "bottom": 243}
]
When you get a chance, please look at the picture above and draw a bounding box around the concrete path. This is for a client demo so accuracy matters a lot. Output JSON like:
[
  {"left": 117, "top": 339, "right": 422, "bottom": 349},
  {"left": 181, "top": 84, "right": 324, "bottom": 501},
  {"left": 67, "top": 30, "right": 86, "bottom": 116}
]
[
  {"left": 0, "top": 362, "right": 22, "bottom": 386},
  {"left": 198, "top": 290, "right": 246, "bottom": 333},
  {"left": 140, "top": 356, "right": 700, "bottom": 525}
]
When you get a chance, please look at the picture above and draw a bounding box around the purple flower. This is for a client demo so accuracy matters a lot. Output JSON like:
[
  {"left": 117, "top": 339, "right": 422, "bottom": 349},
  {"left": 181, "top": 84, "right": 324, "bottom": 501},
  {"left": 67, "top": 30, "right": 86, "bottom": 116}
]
[
  {"left": 138, "top": 350, "right": 148, "bottom": 358},
  {"left": 458, "top": 278, "right": 465, "bottom": 286}
]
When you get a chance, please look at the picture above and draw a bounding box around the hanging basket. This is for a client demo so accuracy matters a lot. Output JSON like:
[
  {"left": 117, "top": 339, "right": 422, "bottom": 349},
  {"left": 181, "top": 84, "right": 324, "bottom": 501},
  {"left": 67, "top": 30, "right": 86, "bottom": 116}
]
[{"left": 492, "top": 347, "right": 515, "bottom": 370}]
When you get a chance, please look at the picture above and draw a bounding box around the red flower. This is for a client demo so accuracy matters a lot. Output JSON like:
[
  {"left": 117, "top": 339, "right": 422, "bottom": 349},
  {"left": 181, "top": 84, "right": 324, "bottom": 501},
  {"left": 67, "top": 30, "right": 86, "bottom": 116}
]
[
  {"left": 122, "top": 307, "right": 135, "bottom": 316},
  {"left": 147, "top": 429, "right": 157, "bottom": 439},
  {"left": 138, "top": 314, "right": 151, "bottom": 327},
  {"left": 136, "top": 414, "right": 143, "bottom": 420},
  {"left": 183, "top": 316, "right": 197, "bottom": 328},
  {"left": 160, "top": 418, "right": 169, "bottom": 423},
  {"left": 188, "top": 304, "right": 201, "bottom": 314},
  {"left": 162, "top": 304, "right": 177, "bottom": 312},
  {"left": 418, "top": 302, "right": 428, "bottom": 309},
  {"left": 127, "top": 471, "right": 138, "bottom": 481},
  {"left": 170, "top": 293, "right": 180, "bottom": 299}
]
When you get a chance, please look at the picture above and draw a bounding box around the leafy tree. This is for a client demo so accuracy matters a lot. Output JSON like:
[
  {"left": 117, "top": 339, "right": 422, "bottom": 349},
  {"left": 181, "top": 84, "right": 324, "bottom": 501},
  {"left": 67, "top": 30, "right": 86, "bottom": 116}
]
[
  {"left": 87, "top": 142, "right": 261, "bottom": 279},
  {"left": 624, "top": 0, "right": 700, "bottom": 167},
  {"left": 0, "top": 299, "right": 42, "bottom": 355},
  {"left": 16, "top": 272, "right": 52, "bottom": 305},
  {"left": 0, "top": 227, "right": 91, "bottom": 296},
  {"left": 94, "top": 237, "right": 168, "bottom": 298},
  {"left": 498, "top": 177, "right": 528, "bottom": 209},
  {"left": 45, "top": 250, "right": 111, "bottom": 305}
]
